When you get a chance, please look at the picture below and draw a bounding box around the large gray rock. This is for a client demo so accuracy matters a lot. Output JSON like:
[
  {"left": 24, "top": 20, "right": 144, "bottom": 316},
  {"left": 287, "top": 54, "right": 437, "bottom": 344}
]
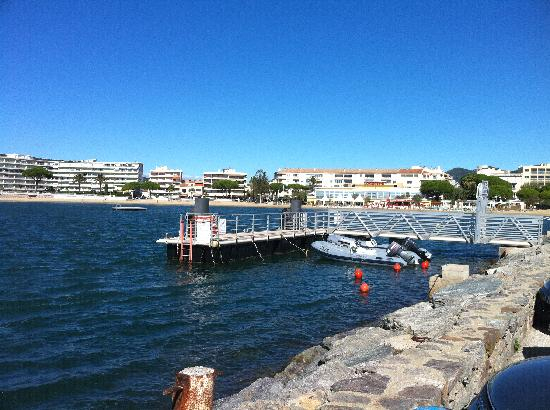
[
  {"left": 382, "top": 302, "right": 461, "bottom": 340},
  {"left": 322, "top": 327, "right": 396, "bottom": 367},
  {"left": 432, "top": 277, "right": 503, "bottom": 307}
]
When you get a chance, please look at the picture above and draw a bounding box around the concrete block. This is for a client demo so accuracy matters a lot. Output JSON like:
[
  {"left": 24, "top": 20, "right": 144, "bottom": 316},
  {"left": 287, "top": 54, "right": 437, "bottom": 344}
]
[{"left": 441, "top": 264, "right": 469, "bottom": 281}]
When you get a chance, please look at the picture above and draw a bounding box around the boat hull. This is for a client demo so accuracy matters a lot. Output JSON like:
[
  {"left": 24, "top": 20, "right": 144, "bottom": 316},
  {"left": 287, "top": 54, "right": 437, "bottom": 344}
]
[{"left": 311, "top": 240, "right": 409, "bottom": 266}]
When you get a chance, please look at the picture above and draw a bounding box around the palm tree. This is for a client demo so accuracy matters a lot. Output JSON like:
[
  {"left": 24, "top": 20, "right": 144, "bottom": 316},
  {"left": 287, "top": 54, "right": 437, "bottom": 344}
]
[
  {"left": 307, "top": 176, "right": 320, "bottom": 192},
  {"left": 73, "top": 173, "right": 86, "bottom": 192},
  {"left": 95, "top": 173, "right": 106, "bottom": 193}
]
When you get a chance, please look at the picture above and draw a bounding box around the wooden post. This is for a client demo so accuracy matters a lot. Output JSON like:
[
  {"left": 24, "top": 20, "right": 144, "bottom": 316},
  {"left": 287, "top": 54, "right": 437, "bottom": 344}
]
[{"left": 164, "top": 366, "right": 216, "bottom": 410}]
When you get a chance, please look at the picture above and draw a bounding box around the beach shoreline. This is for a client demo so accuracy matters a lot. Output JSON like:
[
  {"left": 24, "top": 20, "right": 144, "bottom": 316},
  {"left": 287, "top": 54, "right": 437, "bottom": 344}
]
[{"left": 1, "top": 194, "right": 549, "bottom": 215}]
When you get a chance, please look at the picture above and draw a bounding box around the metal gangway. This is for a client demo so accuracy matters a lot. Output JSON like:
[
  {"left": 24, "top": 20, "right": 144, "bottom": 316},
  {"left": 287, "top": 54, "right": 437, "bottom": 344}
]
[{"left": 159, "top": 182, "right": 543, "bottom": 251}]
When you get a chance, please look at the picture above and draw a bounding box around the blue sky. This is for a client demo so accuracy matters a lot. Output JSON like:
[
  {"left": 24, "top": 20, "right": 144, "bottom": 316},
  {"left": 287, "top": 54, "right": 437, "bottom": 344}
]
[{"left": 1, "top": 0, "right": 549, "bottom": 177}]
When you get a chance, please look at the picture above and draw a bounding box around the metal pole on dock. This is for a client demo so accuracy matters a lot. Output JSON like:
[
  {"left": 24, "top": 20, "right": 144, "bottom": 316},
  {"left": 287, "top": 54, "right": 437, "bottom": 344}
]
[
  {"left": 164, "top": 366, "right": 216, "bottom": 410},
  {"left": 179, "top": 215, "right": 185, "bottom": 263},
  {"left": 189, "top": 217, "right": 193, "bottom": 265}
]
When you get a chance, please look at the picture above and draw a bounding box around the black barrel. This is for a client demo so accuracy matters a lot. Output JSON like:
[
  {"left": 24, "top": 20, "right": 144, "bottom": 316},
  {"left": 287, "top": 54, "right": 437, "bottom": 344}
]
[
  {"left": 290, "top": 199, "right": 303, "bottom": 213},
  {"left": 193, "top": 197, "right": 210, "bottom": 214}
]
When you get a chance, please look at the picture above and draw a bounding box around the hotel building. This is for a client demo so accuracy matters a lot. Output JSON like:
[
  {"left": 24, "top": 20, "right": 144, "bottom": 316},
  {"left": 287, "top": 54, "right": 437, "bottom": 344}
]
[
  {"left": 0, "top": 153, "right": 143, "bottom": 193},
  {"left": 203, "top": 168, "right": 247, "bottom": 198},
  {"left": 274, "top": 166, "right": 453, "bottom": 204},
  {"left": 0, "top": 154, "right": 52, "bottom": 193}
]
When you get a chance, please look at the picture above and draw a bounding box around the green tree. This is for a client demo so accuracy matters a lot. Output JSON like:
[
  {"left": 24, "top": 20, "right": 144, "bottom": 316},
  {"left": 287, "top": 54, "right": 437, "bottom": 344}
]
[
  {"left": 412, "top": 194, "right": 422, "bottom": 206},
  {"left": 141, "top": 180, "right": 161, "bottom": 198},
  {"left": 459, "top": 173, "right": 513, "bottom": 200},
  {"left": 167, "top": 184, "right": 176, "bottom": 194},
  {"left": 212, "top": 179, "right": 240, "bottom": 198},
  {"left": 287, "top": 183, "right": 309, "bottom": 191},
  {"left": 95, "top": 173, "right": 107, "bottom": 193},
  {"left": 21, "top": 166, "right": 54, "bottom": 192},
  {"left": 420, "top": 180, "right": 455, "bottom": 200},
  {"left": 72, "top": 173, "right": 86, "bottom": 192},
  {"left": 291, "top": 189, "right": 307, "bottom": 203},
  {"left": 517, "top": 186, "right": 540, "bottom": 208},
  {"left": 121, "top": 181, "right": 142, "bottom": 192},
  {"left": 539, "top": 189, "right": 550, "bottom": 207},
  {"left": 249, "top": 170, "right": 270, "bottom": 202}
]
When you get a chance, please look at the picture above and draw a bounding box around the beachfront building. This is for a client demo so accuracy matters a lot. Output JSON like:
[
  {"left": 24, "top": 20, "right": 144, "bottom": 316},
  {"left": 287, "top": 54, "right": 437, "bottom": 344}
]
[
  {"left": 148, "top": 166, "right": 182, "bottom": 196},
  {"left": 0, "top": 153, "right": 53, "bottom": 193},
  {"left": 0, "top": 153, "right": 143, "bottom": 194},
  {"left": 274, "top": 166, "right": 453, "bottom": 191},
  {"left": 517, "top": 163, "right": 550, "bottom": 188},
  {"left": 49, "top": 159, "right": 143, "bottom": 193},
  {"left": 203, "top": 168, "right": 247, "bottom": 199},
  {"left": 180, "top": 179, "right": 204, "bottom": 198}
]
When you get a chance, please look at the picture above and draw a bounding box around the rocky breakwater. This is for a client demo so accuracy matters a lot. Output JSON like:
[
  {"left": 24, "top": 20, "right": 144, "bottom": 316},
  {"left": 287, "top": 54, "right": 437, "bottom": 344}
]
[{"left": 216, "top": 243, "right": 550, "bottom": 409}]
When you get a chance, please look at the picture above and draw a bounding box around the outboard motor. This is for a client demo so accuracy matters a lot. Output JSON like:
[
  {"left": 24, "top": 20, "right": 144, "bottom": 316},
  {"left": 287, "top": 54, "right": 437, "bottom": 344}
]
[
  {"left": 402, "top": 238, "right": 431, "bottom": 260},
  {"left": 386, "top": 242, "right": 416, "bottom": 264}
]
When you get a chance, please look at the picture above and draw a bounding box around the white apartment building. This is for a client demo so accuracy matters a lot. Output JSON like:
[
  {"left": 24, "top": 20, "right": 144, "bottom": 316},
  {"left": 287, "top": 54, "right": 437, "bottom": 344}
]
[
  {"left": 517, "top": 163, "right": 550, "bottom": 188},
  {"left": 476, "top": 163, "right": 550, "bottom": 192},
  {"left": 148, "top": 166, "right": 182, "bottom": 196},
  {"left": 274, "top": 166, "right": 452, "bottom": 191},
  {"left": 49, "top": 159, "right": 143, "bottom": 192},
  {"left": 0, "top": 153, "right": 52, "bottom": 193},
  {"left": 0, "top": 153, "right": 143, "bottom": 193},
  {"left": 203, "top": 168, "right": 247, "bottom": 198}
]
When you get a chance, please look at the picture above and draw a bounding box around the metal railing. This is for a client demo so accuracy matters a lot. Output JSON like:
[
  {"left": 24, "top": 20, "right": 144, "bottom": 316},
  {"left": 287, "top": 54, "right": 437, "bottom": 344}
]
[{"left": 182, "top": 209, "right": 543, "bottom": 246}]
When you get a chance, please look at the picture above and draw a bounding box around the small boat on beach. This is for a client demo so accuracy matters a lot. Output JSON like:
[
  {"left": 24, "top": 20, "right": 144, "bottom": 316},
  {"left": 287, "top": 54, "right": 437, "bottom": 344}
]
[
  {"left": 112, "top": 204, "right": 147, "bottom": 211},
  {"left": 311, "top": 234, "right": 431, "bottom": 267}
]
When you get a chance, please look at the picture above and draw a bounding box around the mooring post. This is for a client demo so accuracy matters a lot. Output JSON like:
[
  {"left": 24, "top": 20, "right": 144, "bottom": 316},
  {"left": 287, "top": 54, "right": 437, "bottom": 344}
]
[{"left": 164, "top": 366, "right": 216, "bottom": 410}]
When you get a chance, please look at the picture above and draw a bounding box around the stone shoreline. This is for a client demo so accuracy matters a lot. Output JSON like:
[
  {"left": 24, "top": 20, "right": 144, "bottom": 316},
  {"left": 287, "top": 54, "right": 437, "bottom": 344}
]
[{"left": 216, "top": 243, "right": 550, "bottom": 409}]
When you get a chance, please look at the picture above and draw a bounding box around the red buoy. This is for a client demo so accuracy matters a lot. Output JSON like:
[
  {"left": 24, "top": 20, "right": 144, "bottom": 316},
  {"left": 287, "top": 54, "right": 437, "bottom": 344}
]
[
  {"left": 393, "top": 263, "right": 401, "bottom": 272},
  {"left": 359, "top": 282, "right": 369, "bottom": 293},
  {"left": 421, "top": 260, "right": 430, "bottom": 270},
  {"left": 354, "top": 267, "right": 363, "bottom": 280}
]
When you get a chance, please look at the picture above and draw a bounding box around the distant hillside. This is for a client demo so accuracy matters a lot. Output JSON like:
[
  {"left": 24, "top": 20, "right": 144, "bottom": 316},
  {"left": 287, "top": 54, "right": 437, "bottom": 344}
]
[{"left": 446, "top": 167, "right": 473, "bottom": 183}]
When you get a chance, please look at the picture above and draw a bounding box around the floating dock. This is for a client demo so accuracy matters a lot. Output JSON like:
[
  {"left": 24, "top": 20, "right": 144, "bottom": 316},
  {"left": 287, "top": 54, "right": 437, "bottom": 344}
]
[{"left": 157, "top": 189, "right": 544, "bottom": 265}]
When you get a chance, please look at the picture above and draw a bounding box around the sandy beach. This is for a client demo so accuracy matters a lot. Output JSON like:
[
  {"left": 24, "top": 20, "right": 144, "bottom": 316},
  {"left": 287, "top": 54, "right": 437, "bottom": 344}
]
[{"left": 1, "top": 194, "right": 549, "bottom": 216}]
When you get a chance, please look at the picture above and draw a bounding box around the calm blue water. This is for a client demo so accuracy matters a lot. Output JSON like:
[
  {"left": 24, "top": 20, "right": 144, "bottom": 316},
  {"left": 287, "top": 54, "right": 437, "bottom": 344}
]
[{"left": 0, "top": 202, "right": 515, "bottom": 408}]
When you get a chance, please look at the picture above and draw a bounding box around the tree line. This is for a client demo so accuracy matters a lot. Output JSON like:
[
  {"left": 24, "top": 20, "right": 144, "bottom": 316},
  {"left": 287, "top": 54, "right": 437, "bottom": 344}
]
[
  {"left": 420, "top": 173, "right": 514, "bottom": 201},
  {"left": 18, "top": 166, "right": 161, "bottom": 195}
]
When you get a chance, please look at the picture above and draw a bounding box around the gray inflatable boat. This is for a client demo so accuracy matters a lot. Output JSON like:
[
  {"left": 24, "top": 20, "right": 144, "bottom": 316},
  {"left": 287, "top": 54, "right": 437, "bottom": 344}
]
[{"left": 311, "top": 234, "right": 431, "bottom": 267}]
